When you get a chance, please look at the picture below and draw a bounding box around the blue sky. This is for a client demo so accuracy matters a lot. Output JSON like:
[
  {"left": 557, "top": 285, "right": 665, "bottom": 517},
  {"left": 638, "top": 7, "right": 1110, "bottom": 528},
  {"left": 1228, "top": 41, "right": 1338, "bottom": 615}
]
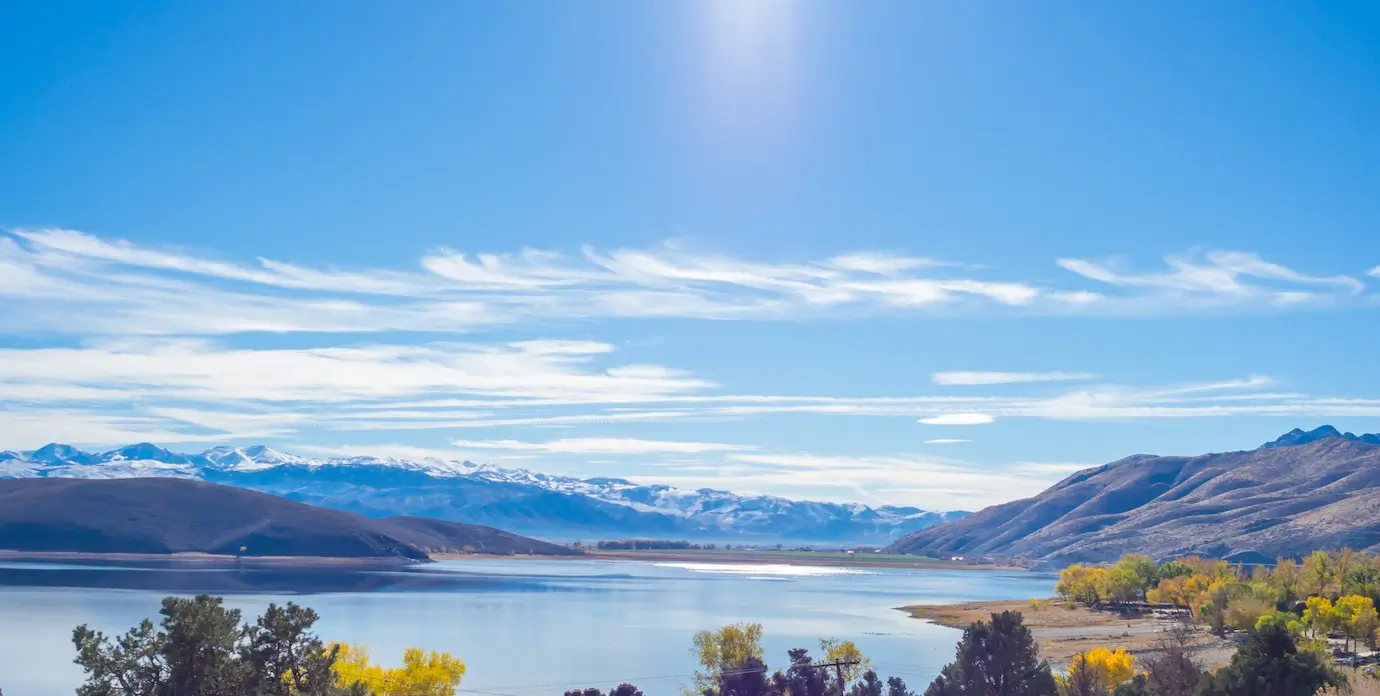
[{"left": 2, "top": 1, "right": 1380, "bottom": 510}]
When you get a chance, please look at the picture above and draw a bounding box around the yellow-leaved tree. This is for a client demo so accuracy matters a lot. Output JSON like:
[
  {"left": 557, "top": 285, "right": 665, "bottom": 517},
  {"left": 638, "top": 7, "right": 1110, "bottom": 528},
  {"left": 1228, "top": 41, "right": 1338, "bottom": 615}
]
[
  {"left": 689, "top": 622, "right": 765, "bottom": 695},
  {"left": 330, "top": 643, "right": 466, "bottom": 696},
  {"left": 1301, "top": 550, "right": 1334, "bottom": 598},
  {"left": 1056, "top": 648, "right": 1135, "bottom": 696},
  {"left": 1333, "top": 594, "right": 1379, "bottom": 653},
  {"left": 1056, "top": 565, "right": 1110, "bottom": 607},
  {"left": 1302, "top": 596, "right": 1339, "bottom": 638},
  {"left": 818, "top": 638, "right": 872, "bottom": 688}
]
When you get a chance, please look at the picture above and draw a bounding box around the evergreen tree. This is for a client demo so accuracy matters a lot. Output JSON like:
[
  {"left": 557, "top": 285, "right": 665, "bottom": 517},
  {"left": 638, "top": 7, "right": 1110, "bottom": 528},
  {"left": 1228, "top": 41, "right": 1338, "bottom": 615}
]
[
  {"left": 73, "top": 594, "right": 373, "bottom": 696},
  {"left": 1110, "top": 675, "right": 1150, "bottom": 696},
  {"left": 159, "top": 595, "right": 247, "bottom": 696},
  {"left": 73, "top": 618, "right": 167, "bottom": 696},
  {"left": 849, "top": 671, "right": 883, "bottom": 696},
  {"left": 922, "top": 611, "right": 1057, "bottom": 696},
  {"left": 1194, "top": 621, "right": 1339, "bottom": 696},
  {"left": 240, "top": 602, "right": 342, "bottom": 696},
  {"left": 782, "top": 649, "right": 830, "bottom": 696},
  {"left": 885, "top": 677, "right": 914, "bottom": 696},
  {"left": 715, "top": 656, "right": 777, "bottom": 696}
]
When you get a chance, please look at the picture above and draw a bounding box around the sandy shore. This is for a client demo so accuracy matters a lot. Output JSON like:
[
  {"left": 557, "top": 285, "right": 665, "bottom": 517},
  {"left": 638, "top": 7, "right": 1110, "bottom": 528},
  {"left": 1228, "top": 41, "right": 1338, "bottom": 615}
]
[{"left": 899, "top": 599, "right": 1238, "bottom": 669}]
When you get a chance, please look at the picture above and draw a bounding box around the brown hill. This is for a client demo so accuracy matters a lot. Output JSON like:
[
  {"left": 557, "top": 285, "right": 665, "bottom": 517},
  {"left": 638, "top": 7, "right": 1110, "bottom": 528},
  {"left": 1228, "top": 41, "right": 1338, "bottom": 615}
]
[
  {"left": 0, "top": 477, "right": 577, "bottom": 559},
  {"left": 884, "top": 436, "right": 1380, "bottom": 564}
]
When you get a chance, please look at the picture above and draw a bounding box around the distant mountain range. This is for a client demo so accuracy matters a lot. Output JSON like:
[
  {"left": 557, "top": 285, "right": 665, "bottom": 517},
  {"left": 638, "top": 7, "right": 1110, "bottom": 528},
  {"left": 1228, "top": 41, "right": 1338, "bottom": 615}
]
[
  {"left": 1260, "top": 425, "right": 1380, "bottom": 448},
  {"left": 0, "top": 477, "right": 576, "bottom": 559},
  {"left": 885, "top": 426, "right": 1380, "bottom": 565},
  {"left": 0, "top": 443, "right": 966, "bottom": 543}
]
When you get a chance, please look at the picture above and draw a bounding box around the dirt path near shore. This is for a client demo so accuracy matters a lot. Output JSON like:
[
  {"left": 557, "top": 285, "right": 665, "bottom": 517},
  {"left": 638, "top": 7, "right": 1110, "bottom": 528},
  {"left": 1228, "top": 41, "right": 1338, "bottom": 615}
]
[{"left": 899, "top": 599, "right": 1238, "bottom": 669}]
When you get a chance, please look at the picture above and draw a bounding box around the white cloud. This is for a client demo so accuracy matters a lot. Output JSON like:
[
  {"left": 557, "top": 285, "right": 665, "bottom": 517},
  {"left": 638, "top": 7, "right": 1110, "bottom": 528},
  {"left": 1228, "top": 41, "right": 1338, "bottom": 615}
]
[
  {"left": 2, "top": 231, "right": 1371, "bottom": 338},
  {"left": 932, "top": 371, "right": 1095, "bottom": 386},
  {"left": 1009, "top": 461, "right": 1097, "bottom": 476},
  {"left": 918, "top": 413, "right": 996, "bottom": 425},
  {"left": 296, "top": 443, "right": 499, "bottom": 462},
  {"left": 5, "top": 226, "right": 1380, "bottom": 505},
  {"left": 0, "top": 339, "right": 710, "bottom": 404},
  {"left": 826, "top": 252, "right": 948, "bottom": 274},
  {"left": 924, "top": 439, "right": 971, "bottom": 444},
  {"left": 640, "top": 451, "right": 1082, "bottom": 509},
  {"left": 1056, "top": 250, "right": 1364, "bottom": 311},
  {"left": 449, "top": 437, "right": 756, "bottom": 455},
  {"left": 2, "top": 229, "right": 1058, "bottom": 336}
]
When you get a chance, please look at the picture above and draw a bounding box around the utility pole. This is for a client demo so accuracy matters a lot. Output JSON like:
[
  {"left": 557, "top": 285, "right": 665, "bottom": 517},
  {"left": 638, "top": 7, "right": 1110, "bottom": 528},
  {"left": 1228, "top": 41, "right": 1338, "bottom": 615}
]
[{"left": 817, "top": 659, "right": 861, "bottom": 695}]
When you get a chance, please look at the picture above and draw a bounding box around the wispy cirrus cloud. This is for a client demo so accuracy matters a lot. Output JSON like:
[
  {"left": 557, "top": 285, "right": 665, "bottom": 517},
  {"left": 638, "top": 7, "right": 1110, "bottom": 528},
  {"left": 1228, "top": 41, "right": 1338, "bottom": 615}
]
[
  {"left": 918, "top": 413, "right": 996, "bottom": 425},
  {"left": 5, "top": 226, "right": 1380, "bottom": 510},
  {"left": 1057, "top": 250, "right": 1365, "bottom": 310},
  {"left": 632, "top": 451, "right": 1087, "bottom": 508},
  {"left": 932, "top": 371, "right": 1096, "bottom": 386},
  {"left": 4, "top": 230, "right": 1372, "bottom": 340},
  {"left": 1, "top": 333, "right": 1376, "bottom": 451},
  {"left": 449, "top": 437, "right": 756, "bottom": 455},
  {"left": 0, "top": 338, "right": 709, "bottom": 404},
  {"left": 3, "top": 229, "right": 1046, "bottom": 336}
]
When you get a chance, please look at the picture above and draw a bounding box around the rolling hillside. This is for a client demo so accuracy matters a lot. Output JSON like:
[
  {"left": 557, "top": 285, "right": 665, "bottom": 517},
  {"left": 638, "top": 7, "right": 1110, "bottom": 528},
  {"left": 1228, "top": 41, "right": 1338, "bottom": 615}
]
[
  {"left": 0, "top": 477, "right": 577, "bottom": 559},
  {"left": 885, "top": 427, "right": 1380, "bottom": 564}
]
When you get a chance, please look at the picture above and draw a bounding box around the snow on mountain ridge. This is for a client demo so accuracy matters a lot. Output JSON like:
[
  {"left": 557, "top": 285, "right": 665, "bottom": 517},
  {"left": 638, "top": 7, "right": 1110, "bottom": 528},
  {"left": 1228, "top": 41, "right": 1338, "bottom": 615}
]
[{"left": 1, "top": 443, "right": 964, "bottom": 539}]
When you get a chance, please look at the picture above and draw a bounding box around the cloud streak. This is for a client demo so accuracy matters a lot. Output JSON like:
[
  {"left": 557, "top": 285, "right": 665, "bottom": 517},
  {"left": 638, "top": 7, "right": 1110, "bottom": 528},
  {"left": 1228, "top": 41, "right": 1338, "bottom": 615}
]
[
  {"left": 3, "top": 227, "right": 1379, "bottom": 507},
  {"left": 918, "top": 413, "right": 996, "bottom": 425},
  {"left": 634, "top": 451, "right": 1087, "bottom": 509},
  {"left": 1057, "top": 250, "right": 1365, "bottom": 311},
  {"left": 932, "top": 371, "right": 1095, "bottom": 386},
  {"left": 449, "top": 437, "right": 756, "bottom": 455},
  {"left": 3, "top": 230, "right": 1372, "bottom": 339}
]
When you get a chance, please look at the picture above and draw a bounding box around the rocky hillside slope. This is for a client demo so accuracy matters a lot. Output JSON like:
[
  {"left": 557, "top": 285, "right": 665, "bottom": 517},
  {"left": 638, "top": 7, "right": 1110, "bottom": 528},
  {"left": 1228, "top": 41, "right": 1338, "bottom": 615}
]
[{"left": 884, "top": 427, "right": 1380, "bottom": 564}]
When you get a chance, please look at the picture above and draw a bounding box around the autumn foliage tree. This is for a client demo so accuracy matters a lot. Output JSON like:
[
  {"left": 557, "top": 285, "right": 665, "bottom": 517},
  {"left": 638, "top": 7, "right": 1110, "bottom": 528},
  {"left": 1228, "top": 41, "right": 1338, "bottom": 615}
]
[
  {"left": 1057, "top": 566, "right": 1111, "bottom": 607},
  {"left": 330, "top": 644, "right": 466, "bottom": 696},
  {"left": 1056, "top": 648, "right": 1135, "bottom": 696},
  {"left": 691, "top": 622, "right": 767, "bottom": 695},
  {"left": 819, "top": 638, "right": 872, "bottom": 689}
]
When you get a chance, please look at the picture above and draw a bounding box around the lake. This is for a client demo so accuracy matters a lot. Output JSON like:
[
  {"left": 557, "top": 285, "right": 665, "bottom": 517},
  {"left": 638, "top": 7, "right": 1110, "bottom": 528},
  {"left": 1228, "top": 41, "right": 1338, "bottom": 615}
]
[{"left": 0, "top": 558, "right": 1055, "bottom": 696}]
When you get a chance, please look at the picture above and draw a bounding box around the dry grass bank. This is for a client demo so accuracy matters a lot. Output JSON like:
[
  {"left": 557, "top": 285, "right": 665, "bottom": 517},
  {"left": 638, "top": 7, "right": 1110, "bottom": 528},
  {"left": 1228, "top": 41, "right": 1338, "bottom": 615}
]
[{"left": 899, "top": 599, "right": 1238, "bottom": 669}]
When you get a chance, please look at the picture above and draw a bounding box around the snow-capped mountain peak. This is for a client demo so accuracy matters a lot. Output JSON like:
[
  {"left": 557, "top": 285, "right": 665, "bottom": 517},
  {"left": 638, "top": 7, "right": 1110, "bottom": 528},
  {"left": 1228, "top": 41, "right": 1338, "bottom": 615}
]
[
  {"left": 0, "top": 443, "right": 967, "bottom": 543},
  {"left": 30, "top": 443, "right": 95, "bottom": 465},
  {"left": 103, "top": 443, "right": 189, "bottom": 464}
]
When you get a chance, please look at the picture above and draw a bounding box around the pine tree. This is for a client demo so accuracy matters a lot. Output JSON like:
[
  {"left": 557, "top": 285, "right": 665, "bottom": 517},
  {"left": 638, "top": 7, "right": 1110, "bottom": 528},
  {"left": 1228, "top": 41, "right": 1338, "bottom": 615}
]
[{"left": 922, "top": 611, "right": 1056, "bottom": 696}]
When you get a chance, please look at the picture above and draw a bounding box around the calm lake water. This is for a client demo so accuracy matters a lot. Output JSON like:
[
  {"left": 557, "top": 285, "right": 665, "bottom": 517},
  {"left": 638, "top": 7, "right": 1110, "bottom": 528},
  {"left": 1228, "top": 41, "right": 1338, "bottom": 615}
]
[{"left": 0, "top": 558, "right": 1055, "bottom": 696}]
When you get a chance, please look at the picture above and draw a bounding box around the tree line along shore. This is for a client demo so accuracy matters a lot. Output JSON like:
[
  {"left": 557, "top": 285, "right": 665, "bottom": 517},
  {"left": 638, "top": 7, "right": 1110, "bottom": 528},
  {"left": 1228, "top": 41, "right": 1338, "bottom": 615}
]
[
  {"left": 47, "top": 587, "right": 1380, "bottom": 696},
  {"left": 27, "top": 547, "right": 1380, "bottom": 696}
]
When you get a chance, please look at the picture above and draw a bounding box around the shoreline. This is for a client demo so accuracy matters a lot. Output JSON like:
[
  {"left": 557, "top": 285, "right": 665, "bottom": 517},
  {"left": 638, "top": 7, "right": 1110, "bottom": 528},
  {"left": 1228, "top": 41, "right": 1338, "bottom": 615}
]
[
  {"left": 898, "top": 599, "right": 1238, "bottom": 669},
  {"left": 434, "top": 548, "right": 1026, "bottom": 571},
  {"left": 0, "top": 547, "right": 1024, "bottom": 572},
  {"left": 0, "top": 550, "right": 423, "bottom": 568}
]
